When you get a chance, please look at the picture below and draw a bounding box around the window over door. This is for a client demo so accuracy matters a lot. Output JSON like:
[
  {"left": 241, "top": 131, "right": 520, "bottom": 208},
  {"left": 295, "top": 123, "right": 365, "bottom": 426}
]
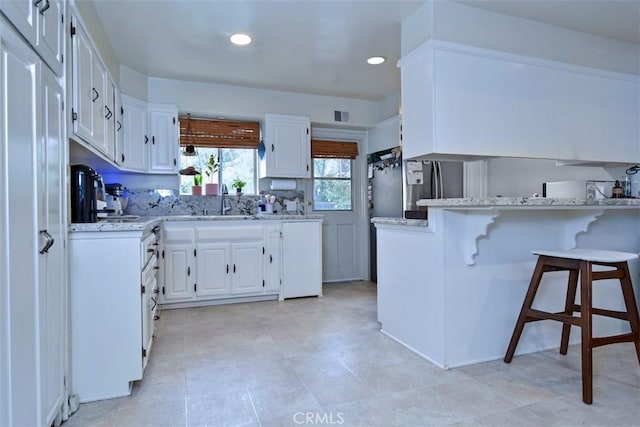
[{"left": 311, "top": 140, "right": 358, "bottom": 211}]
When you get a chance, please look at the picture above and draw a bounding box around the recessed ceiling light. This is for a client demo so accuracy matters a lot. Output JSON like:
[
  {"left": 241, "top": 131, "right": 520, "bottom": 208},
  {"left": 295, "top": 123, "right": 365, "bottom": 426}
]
[
  {"left": 367, "top": 56, "right": 386, "bottom": 65},
  {"left": 230, "top": 33, "right": 252, "bottom": 46}
]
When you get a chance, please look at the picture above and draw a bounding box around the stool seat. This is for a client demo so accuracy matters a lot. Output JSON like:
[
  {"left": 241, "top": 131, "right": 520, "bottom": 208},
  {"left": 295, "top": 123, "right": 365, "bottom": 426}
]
[
  {"left": 505, "top": 248, "right": 640, "bottom": 404},
  {"left": 532, "top": 248, "right": 638, "bottom": 263}
]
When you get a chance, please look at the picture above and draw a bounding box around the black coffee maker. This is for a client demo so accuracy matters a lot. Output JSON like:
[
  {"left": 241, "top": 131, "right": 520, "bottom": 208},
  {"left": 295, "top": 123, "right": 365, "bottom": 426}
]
[{"left": 70, "top": 164, "right": 102, "bottom": 223}]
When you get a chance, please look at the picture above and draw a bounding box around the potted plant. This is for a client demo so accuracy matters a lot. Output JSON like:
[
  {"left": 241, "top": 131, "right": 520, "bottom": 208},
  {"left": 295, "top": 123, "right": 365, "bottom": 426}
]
[
  {"left": 232, "top": 178, "right": 247, "bottom": 194},
  {"left": 192, "top": 174, "right": 203, "bottom": 195},
  {"left": 203, "top": 154, "right": 219, "bottom": 195}
]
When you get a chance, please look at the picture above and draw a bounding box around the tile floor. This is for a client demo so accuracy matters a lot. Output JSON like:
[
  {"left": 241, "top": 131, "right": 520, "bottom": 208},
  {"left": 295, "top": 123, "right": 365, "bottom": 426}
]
[{"left": 64, "top": 281, "right": 639, "bottom": 427}]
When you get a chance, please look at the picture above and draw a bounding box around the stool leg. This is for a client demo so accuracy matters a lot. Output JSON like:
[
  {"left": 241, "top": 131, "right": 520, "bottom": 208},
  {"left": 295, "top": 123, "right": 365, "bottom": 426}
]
[
  {"left": 505, "top": 256, "right": 546, "bottom": 363},
  {"left": 560, "top": 269, "right": 579, "bottom": 355},
  {"left": 580, "top": 261, "right": 593, "bottom": 405},
  {"left": 618, "top": 261, "right": 640, "bottom": 364}
]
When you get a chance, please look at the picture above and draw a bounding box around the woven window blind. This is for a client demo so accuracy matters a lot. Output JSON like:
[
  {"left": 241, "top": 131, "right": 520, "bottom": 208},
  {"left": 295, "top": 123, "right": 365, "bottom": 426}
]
[
  {"left": 311, "top": 140, "right": 359, "bottom": 159},
  {"left": 179, "top": 116, "right": 260, "bottom": 149}
]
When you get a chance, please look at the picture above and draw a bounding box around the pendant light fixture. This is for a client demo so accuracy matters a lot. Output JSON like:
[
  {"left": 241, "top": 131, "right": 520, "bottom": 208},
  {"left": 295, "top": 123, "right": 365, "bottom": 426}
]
[{"left": 181, "top": 113, "right": 198, "bottom": 157}]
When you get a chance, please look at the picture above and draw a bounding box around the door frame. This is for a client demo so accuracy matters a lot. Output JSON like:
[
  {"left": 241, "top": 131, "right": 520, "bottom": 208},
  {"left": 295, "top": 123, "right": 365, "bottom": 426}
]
[{"left": 307, "top": 127, "right": 368, "bottom": 282}]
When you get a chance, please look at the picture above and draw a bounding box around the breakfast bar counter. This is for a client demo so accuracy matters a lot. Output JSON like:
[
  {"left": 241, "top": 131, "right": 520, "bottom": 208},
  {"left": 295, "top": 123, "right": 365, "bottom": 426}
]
[{"left": 372, "top": 198, "right": 640, "bottom": 369}]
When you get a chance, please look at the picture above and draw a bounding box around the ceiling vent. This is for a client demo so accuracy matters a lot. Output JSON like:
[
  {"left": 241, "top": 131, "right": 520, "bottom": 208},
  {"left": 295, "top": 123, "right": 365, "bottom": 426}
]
[{"left": 334, "top": 110, "right": 350, "bottom": 123}]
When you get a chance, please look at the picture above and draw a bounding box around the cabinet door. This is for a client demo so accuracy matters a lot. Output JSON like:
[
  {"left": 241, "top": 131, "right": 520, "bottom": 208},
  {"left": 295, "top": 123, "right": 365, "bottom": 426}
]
[
  {"left": 261, "top": 114, "right": 310, "bottom": 178},
  {"left": 114, "top": 89, "right": 124, "bottom": 165},
  {"left": 71, "top": 21, "right": 94, "bottom": 143},
  {"left": 163, "top": 244, "right": 193, "bottom": 302},
  {"left": 282, "top": 222, "right": 322, "bottom": 298},
  {"left": 37, "top": 64, "right": 65, "bottom": 427},
  {"left": 0, "top": 0, "right": 62, "bottom": 76},
  {"left": 195, "top": 242, "right": 231, "bottom": 297},
  {"left": 0, "top": 1, "right": 37, "bottom": 49},
  {"left": 103, "top": 80, "right": 115, "bottom": 160},
  {"left": 1, "top": 24, "right": 41, "bottom": 427},
  {"left": 35, "top": 0, "right": 63, "bottom": 76},
  {"left": 231, "top": 242, "right": 263, "bottom": 294},
  {"left": 121, "top": 96, "right": 148, "bottom": 171},
  {"left": 149, "top": 106, "right": 178, "bottom": 173},
  {"left": 141, "top": 258, "right": 156, "bottom": 371},
  {"left": 264, "top": 224, "right": 282, "bottom": 294},
  {"left": 90, "top": 57, "right": 107, "bottom": 155}
]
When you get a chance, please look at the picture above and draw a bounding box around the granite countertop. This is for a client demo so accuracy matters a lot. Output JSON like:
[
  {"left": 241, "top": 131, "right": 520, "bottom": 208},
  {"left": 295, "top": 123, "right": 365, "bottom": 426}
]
[
  {"left": 370, "top": 217, "right": 429, "bottom": 227},
  {"left": 416, "top": 197, "right": 640, "bottom": 208},
  {"left": 69, "top": 214, "right": 324, "bottom": 233}
]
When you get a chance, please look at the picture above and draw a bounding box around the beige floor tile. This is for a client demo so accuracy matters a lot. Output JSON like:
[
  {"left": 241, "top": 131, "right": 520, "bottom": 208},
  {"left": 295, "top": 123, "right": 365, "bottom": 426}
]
[
  {"left": 68, "top": 282, "right": 640, "bottom": 426},
  {"left": 429, "top": 379, "right": 519, "bottom": 420},
  {"left": 114, "top": 398, "right": 187, "bottom": 427},
  {"left": 186, "top": 390, "right": 258, "bottom": 427},
  {"left": 186, "top": 366, "right": 249, "bottom": 399},
  {"left": 250, "top": 386, "right": 323, "bottom": 427}
]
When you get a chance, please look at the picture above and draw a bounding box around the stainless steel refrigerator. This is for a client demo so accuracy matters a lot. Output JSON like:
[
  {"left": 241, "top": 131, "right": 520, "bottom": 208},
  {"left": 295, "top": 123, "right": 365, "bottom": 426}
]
[
  {"left": 403, "top": 159, "right": 464, "bottom": 218},
  {"left": 368, "top": 148, "right": 463, "bottom": 281}
]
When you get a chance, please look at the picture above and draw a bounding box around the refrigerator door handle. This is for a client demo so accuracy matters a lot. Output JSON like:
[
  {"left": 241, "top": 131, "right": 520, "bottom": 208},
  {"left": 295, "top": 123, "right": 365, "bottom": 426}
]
[{"left": 432, "top": 161, "right": 440, "bottom": 199}]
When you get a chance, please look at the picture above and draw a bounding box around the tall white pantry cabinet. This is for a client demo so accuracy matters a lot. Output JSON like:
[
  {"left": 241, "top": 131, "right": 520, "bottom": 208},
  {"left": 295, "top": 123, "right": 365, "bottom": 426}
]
[{"left": 0, "top": 3, "right": 67, "bottom": 427}]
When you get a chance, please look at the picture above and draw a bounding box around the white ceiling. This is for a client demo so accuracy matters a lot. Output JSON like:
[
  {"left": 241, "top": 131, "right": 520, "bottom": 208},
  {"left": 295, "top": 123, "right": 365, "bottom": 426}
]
[{"left": 91, "top": 0, "right": 640, "bottom": 101}]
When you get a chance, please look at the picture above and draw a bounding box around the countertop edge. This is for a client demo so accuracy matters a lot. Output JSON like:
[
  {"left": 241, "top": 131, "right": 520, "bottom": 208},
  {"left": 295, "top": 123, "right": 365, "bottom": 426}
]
[
  {"left": 416, "top": 197, "right": 640, "bottom": 208},
  {"left": 69, "top": 214, "right": 325, "bottom": 233},
  {"left": 371, "top": 217, "right": 428, "bottom": 227}
]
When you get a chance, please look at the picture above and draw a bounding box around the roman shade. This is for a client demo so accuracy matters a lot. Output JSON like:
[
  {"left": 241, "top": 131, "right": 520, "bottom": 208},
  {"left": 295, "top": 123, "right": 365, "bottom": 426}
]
[
  {"left": 311, "top": 140, "right": 359, "bottom": 159},
  {"left": 179, "top": 115, "right": 260, "bottom": 149}
]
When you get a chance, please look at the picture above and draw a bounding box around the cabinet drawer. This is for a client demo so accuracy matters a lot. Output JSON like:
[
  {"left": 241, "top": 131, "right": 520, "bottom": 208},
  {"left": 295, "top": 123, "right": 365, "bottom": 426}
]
[
  {"left": 196, "top": 225, "right": 264, "bottom": 241},
  {"left": 141, "top": 233, "right": 158, "bottom": 267},
  {"left": 164, "top": 226, "right": 195, "bottom": 243}
]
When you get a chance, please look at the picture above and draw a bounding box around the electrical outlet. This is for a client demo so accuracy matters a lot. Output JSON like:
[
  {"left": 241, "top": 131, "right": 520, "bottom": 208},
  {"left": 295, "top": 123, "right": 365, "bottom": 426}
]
[{"left": 286, "top": 200, "right": 297, "bottom": 212}]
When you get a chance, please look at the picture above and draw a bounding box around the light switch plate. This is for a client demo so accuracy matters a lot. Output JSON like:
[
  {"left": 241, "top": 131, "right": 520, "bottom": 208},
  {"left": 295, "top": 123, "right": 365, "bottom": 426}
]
[{"left": 286, "top": 200, "right": 297, "bottom": 212}]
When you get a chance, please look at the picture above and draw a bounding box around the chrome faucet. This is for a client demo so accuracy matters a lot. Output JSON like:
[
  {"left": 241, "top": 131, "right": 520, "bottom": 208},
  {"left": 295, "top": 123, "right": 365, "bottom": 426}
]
[{"left": 220, "top": 184, "right": 232, "bottom": 215}]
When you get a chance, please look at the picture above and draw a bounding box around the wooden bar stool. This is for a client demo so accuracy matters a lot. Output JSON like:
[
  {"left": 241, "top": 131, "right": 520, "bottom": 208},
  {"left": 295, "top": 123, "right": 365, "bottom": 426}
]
[{"left": 504, "top": 248, "right": 640, "bottom": 404}]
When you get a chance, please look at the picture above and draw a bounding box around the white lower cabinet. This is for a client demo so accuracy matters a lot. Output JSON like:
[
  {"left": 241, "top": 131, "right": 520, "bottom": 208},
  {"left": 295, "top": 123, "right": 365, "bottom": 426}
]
[
  {"left": 196, "top": 242, "right": 231, "bottom": 297},
  {"left": 162, "top": 221, "right": 327, "bottom": 305},
  {"left": 264, "top": 224, "right": 282, "bottom": 294},
  {"left": 230, "top": 242, "right": 263, "bottom": 294},
  {"left": 70, "top": 228, "right": 159, "bottom": 402},
  {"left": 282, "top": 221, "right": 323, "bottom": 298},
  {"left": 163, "top": 242, "right": 194, "bottom": 301}
]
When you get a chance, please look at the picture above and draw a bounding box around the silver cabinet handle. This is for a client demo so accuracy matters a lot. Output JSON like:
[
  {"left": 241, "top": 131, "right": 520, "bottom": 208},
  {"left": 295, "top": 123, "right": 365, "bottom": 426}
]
[{"left": 39, "top": 230, "right": 54, "bottom": 254}]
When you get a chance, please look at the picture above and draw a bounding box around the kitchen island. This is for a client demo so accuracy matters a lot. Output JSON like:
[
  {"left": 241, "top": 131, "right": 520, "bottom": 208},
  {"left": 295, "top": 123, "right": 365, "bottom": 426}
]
[{"left": 372, "top": 197, "right": 640, "bottom": 369}]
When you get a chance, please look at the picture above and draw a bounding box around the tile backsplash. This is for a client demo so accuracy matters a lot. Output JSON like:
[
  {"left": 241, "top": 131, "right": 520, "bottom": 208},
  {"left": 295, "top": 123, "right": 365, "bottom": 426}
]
[{"left": 125, "top": 189, "right": 305, "bottom": 216}]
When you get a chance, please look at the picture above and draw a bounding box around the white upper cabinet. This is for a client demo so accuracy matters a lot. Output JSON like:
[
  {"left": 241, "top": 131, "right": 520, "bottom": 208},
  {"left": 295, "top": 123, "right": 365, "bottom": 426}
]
[
  {"left": 260, "top": 113, "right": 311, "bottom": 178},
  {"left": 0, "top": 0, "right": 63, "bottom": 76},
  {"left": 90, "top": 55, "right": 107, "bottom": 154},
  {"left": 121, "top": 95, "right": 149, "bottom": 172},
  {"left": 71, "top": 19, "right": 93, "bottom": 143},
  {"left": 114, "top": 88, "right": 125, "bottom": 166},
  {"left": 399, "top": 40, "right": 640, "bottom": 164},
  {"left": 148, "top": 104, "right": 178, "bottom": 173},
  {"left": 71, "top": 16, "right": 117, "bottom": 160}
]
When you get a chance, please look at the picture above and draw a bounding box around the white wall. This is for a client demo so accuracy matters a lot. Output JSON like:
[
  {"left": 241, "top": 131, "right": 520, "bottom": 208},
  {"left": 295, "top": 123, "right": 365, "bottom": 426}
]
[
  {"left": 402, "top": 0, "right": 640, "bottom": 75},
  {"left": 485, "top": 158, "right": 617, "bottom": 197},
  {"left": 375, "top": 92, "right": 401, "bottom": 123},
  {"left": 366, "top": 115, "right": 400, "bottom": 154},
  {"left": 119, "top": 66, "right": 148, "bottom": 101},
  {"left": 146, "top": 77, "right": 379, "bottom": 128}
]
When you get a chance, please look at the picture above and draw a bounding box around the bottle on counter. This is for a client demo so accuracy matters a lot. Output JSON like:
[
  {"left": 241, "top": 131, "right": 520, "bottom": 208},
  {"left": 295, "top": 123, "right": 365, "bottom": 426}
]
[{"left": 611, "top": 180, "right": 624, "bottom": 198}]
